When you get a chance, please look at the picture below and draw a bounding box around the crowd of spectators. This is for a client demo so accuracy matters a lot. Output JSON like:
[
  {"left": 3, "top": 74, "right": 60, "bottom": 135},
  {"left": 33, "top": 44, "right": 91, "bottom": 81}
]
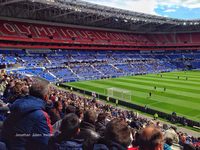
[
  {"left": 0, "top": 71, "right": 199, "bottom": 150},
  {"left": 1, "top": 50, "right": 186, "bottom": 82}
]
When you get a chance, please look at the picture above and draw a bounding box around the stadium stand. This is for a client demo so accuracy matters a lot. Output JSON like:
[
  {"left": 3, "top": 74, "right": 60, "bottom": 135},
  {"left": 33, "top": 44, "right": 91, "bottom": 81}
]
[
  {"left": 0, "top": 20, "right": 200, "bottom": 50},
  {"left": 1, "top": 49, "right": 200, "bottom": 82}
]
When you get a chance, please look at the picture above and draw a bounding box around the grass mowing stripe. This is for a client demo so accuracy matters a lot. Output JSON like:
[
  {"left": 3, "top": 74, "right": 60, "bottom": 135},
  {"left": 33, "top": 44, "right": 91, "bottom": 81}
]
[
  {"left": 152, "top": 70, "right": 200, "bottom": 76},
  {"left": 126, "top": 75, "right": 200, "bottom": 87},
  {"left": 118, "top": 77, "right": 200, "bottom": 98},
  {"left": 75, "top": 79, "right": 199, "bottom": 115},
  {"left": 66, "top": 71, "right": 200, "bottom": 122},
  {"left": 122, "top": 76, "right": 200, "bottom": 93},
  {"left": 93, "top": 78, "right": 200, "bottom": 103},
  {"left": 69, "top": 81, "right": 176, "bottom": 114},
  {"left": 150, "top": 102, "right": 199, "bottom": 120},
  {"left": 163, "top": 72, "right": 200, "bottom": 78},
  {"left": 68, "top": 82, "right": 160, "bottom": 106},
  {"left": 161, "top": 74, "right": 200, "bottom": 80},
  {"left": 110, "top": 78, "right": 200, "bottom": 101},
  {"left": 114, "top": 77, "right": 200, "bottom": 98},
  {"left": 146, "top": 74, "right": 200, "bottom": 83},
  {"left": 66, "top": 82, "right": 106, "bottom": 94},
  {"left": 69, "top": 81, "right": 200, "bottom": 121},
  {"left": 92, "top": 79, "right": 200, "bottom": 110},
  {"left": 166, "top": 71, "right": 200, "bottom": 75},
  {"left": 163, "top": 72, "right": 200, "bottom": 77},
  {"left": 71, "top": 81, "right": 156, "bottom": 103}
]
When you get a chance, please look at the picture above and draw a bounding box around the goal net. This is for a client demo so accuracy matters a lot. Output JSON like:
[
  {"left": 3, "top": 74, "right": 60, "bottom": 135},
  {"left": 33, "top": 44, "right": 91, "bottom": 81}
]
[{"left": 107, "top": 87, "right": 132, "bottom": 101}]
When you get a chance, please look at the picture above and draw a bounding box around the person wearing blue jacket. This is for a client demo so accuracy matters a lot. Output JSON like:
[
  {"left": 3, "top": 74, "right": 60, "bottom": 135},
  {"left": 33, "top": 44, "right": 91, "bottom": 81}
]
[{"left": 2, "top": 80, "right": 53, "bottom": 150}]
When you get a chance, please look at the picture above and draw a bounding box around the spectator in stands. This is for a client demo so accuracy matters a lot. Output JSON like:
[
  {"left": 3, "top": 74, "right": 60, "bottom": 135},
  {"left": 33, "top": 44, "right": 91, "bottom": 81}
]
[
  {"left": 65, "top": 105, "right": 76, "bottom": 115},
  {"left": 164, "top": 138, "right": 173, "bottom": 150},
  {"left": 52, "top": 104, "right": 77, "bottom": 135},
  {"left": 76, "top": 110, "right": 100, "bottom": 150},
  {"left": 164, "top": 126, "right": 179, "bottom": 144},
  {"left": 93, "top": 118, "right": 132, "bottom": 150},
  {"left": 2, "top": 79, "right": 14, "bottom": 99},
  {"left": 183, "top": 143, "right": 196, "bottom": 150},
  {"left": 129, "top": 129, "right": 139, "bottom": 150},
  {"left": 130, "top": 117, "right": 143, "bottom": 130},
  {"left": 2, "top": 80, "right": 52, "bottom": 150},
  {"left": 48, "top": 113, "right": 83, "bottom": 150},
  {"left": 7, "top": 81, "right": 29, "bottom": 103},
  {"left": 0, "top": 77, "right": 8, "bottom": 97},
  {"left": 138, "top": 127, "right": 164, "bottom": 150},
  {"left": 48, "top": 101, "right": 64, "bottom": 125},
  {"left": 95, "top": 113, "right": 107, "bottom": 137},
  {"left": 75, "top": 108, "right": 84, "bottom": 123},
  {"left": 0, "top": 99, "right": 9, "bottom": 135},
  {"left": 50, "top": 93, "right": 57, "bottom": 102}
]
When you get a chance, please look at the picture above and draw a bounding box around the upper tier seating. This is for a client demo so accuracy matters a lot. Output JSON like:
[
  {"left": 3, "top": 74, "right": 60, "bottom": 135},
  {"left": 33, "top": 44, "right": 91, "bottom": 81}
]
[{"left": 0, "top": 20, "right": 200, "bottom": 49}]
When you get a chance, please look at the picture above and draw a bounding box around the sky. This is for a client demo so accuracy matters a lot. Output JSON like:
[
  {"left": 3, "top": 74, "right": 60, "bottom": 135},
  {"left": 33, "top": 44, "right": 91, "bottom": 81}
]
[{"left": 82, "top": 0, "right": 200, "bottom": 20}]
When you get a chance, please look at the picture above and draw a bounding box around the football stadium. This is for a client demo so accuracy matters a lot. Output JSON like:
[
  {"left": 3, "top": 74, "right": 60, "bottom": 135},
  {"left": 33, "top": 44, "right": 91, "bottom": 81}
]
[{"left": 0, "top": 0, "right": 199, "bottom": 149}]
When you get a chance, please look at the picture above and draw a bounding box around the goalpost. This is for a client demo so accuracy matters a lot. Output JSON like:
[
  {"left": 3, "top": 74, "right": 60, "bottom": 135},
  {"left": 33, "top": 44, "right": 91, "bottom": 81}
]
[{"left": 107, "top": 87, "right": 132, "bottom": 102}]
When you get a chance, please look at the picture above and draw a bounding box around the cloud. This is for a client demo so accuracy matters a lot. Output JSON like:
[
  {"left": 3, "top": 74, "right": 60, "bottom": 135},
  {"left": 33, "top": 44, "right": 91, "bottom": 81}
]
[
  {"left": 158, "top": 0, "right": 200, "bottom": 9},
  {"left": 123, "top": 0, "right": 158, "bottom": 15},
  {"left": 83, "top": 0, "right": 158, "bottom": 15},
  {"left": 82, "top": 0, "right": 200, "bottom": 18},
  {"left": 164, "top": 8, "right": 176, "bottom": 12}
]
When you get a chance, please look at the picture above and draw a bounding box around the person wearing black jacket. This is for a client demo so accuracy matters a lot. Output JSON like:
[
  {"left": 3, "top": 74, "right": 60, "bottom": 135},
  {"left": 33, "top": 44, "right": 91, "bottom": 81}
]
[
  {"left": 76, "top": 110, "right": 100, "bottom": 150},
  {"left": 95, "top": 113, "right": 107, "bottom": 137},
  {"left": 93, "top": 118, "right": 132, "bottom": 150},
  {"left": 48, "top": 113, "right": 83, "bottom": 150}
]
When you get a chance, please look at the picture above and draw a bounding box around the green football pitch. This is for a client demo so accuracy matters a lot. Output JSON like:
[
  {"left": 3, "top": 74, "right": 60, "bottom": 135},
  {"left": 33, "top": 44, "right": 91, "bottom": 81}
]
[{"left": 66, "top": 71, "right": 200, "bottom": 121}]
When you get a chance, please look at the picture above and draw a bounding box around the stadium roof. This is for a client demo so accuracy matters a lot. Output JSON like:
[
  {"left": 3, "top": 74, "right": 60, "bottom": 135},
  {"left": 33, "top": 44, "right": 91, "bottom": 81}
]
[{"left": 0, "top": 0, "right": 200, "bottom": 33}]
